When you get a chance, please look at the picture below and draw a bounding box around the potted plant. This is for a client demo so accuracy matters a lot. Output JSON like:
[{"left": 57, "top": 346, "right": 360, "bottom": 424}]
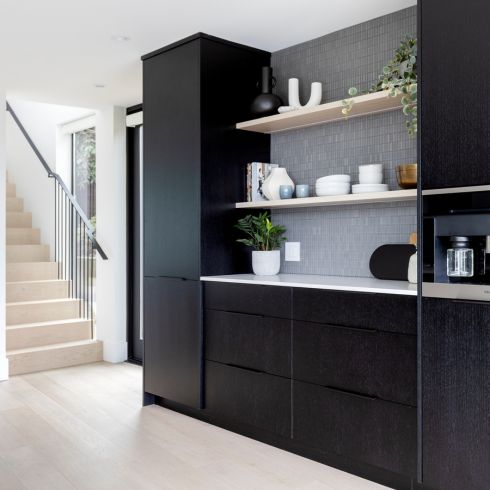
[{"left": 235, "top": 212, "right": 286, "bottom": 276}]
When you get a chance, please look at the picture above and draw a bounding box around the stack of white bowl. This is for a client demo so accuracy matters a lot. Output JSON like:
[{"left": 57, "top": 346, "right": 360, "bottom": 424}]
[
  {"left": 352, "top": 164, "right": 389, "bottom": 194},
  {"left": 315, "top": 175, "right": 351, "bottom": 196}
]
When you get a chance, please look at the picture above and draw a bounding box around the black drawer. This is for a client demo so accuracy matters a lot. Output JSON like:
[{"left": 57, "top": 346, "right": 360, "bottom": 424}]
[
  {"left": 293, "top": 321, "right": 416, "bottom": 405},
  {"left": 205, "top": 310, "right": 291, "bottom": 378},
  {"left": 292, "top": 289, "right": 417, "bottom": 335},
  {"left": 293, "top": 381, "right": 417, "bottom": 477},
  {"left": 204, "top": 282, "right": 291, "bottom": 319},
  {"left": 205, "top": 361, "right": 291, "bottom": 437}
]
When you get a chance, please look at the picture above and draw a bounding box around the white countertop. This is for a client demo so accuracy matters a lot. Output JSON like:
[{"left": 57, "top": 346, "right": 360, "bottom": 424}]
[{"left": 200, "top": 274, "right": 417, "bottom": 296}]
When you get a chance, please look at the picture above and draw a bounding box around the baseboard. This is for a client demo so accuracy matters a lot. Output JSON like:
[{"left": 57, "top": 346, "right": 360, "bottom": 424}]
[
  {"left": 102, "top": 339, "right": 128, "bottom": 363},
  {"left": 0, "top": 355, "right": 9, "bottom": 381}
]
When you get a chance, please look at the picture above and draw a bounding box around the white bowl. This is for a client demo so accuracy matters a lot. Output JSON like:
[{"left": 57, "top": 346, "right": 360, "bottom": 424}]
[
  {"left": 359, "top": 174, "right": 383, "bottom": 184},
  {"left": 316, "top": 174, "right": 351, "bottom": 184},
  {"left": 352, "top": 184, "right": 389, "bottom": 194},
  {"left": 315, "top": 182, "right": 351, "bottom": 196},
  {"left": 359, "top": 164, "right": 383, "bottom": 173}
]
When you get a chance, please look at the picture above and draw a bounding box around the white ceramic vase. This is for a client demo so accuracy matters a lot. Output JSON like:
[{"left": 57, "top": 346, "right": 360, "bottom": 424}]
[
  {"left": 262, "top": 167, "right": 294, "bottom": 201},
  {"left": 252, "top": 250, "right": 281, "bottom": 276},
  {"left": 278, "top": 78, "right": 323, "bottom": 113}
]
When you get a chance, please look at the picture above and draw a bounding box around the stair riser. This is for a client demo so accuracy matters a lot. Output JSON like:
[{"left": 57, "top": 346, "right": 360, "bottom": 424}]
[
  {"left": 7, "top": 321, "right": 92, "bottom": 350},
  {"left": 7, "top": 262, "right": 58, "bottom": 281},
  {"left": 7, "top": 212, "right": 32, "bottom": 228},
  {"left": 7, "top": 245, "right": 50, "bottom": 263},
  {"left": 6, "top": 197, "right": 23, "bottom": 212},
  {"left": 6, "top": 281, "right": 69, "bottom": 302},
  {"left": 8, "top": 341, "right": 103, "bottom": 376},
  {"left": 7, "top": 300, "right": 80, "bottom": 326},
  {"left": 7, "top": 228, "right": 41, "bottom": 245},
  {"left": 6, "top": 183, "right": 16, "bottom": 197}
]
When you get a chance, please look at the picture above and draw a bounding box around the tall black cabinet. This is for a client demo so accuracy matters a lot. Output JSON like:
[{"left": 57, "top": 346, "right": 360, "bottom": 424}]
[
  {"left": 420, "top": 1, "right": 490, "bottom": 489},
  {"left": 142, "top": 34, "right": 270, "bottom": 409}
]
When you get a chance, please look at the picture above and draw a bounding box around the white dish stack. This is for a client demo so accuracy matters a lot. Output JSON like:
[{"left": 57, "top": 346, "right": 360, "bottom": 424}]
[
  {"left": 315, "top": 175, "right": 351, "bottom": 196},
  {"left": 352, "top": 164, "right": 389, "bottom": 194}
]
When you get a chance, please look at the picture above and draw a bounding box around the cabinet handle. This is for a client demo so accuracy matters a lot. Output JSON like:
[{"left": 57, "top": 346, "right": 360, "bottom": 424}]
[
  {"left": 225, "top": 362, "right": 265, "bottom": 375},
  {"left": 319, "top": 384, "right": 378, "bottom": 401}
]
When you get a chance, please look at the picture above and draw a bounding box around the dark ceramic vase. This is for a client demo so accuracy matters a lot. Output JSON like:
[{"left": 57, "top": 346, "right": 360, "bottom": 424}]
[{"left": 250, "top": 66, "right": 283, "bottom": 117}]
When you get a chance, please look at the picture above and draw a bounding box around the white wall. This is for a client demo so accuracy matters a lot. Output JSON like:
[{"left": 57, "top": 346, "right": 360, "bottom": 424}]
[
  {"left": 0, "top": 87, "right": 8, "bottom": 380},
  {"left": 95, "top": 106, "right": 128, "bottom": 362},
  {"left": 6, "top": 100, "right": 92, "bottom": 258}
]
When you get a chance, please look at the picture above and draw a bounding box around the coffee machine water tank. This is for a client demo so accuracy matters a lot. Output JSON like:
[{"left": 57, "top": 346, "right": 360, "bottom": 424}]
[{"left": 447, "top": 236, "right": 474, "bottom": 277}]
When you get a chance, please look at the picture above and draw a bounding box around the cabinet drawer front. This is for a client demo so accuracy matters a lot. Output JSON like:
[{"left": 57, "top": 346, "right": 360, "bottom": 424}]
[
  {"left": 205, "top": 310, "right": 291, "bottom": 378},
  {"left": 204, "top": 282, "right": 291, "bottom": 318},
  {"left": 293, "top": 289, "right": 416, "bottom": 335},
  {"left": 293, "top": 322, "right": 417, "bottom": 405},
  {"left": 293, "top": 381, "right": 416, "bottom": 478},
  {"left": 205, "top": 361, "right": 291, "bottom": 438}
]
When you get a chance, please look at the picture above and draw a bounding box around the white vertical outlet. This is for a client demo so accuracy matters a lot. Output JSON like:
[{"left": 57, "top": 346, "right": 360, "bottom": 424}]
[{"left": 285, "top": 242, "right": 301, "bottom": 261}]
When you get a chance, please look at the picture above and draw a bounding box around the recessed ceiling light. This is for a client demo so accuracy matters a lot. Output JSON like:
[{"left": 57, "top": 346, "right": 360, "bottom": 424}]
[
  {"left": 111, "top": 35, "right": 130, "bottom": 42},
  {"left": 94, "top": 83, "right": 106, "bottom": 89}
]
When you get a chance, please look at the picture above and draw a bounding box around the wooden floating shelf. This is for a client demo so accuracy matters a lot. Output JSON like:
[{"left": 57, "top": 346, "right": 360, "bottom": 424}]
[
  {"left": 236, "top": 189, "right": 417, "bottom": 210},
  {"left": 236, "top": 91, "right": 403, "bottom": 134}
]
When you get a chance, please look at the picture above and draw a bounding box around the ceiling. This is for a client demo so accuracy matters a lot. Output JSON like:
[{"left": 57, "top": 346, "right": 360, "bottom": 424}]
[{"left": 0, "top": 0, "right": 416, "bottom": 109}]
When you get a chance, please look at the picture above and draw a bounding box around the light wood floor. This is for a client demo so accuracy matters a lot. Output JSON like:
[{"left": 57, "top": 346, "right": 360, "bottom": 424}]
[{"left": 0, "top": 362, "right": 390, "bottom": 490}]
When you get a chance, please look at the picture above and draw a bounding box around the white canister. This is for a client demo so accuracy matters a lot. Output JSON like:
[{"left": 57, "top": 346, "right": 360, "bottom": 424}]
[
  {"left": 252, "top": 250, "right": 281, "bottom": 276},
  {"left": 408, "top": 251, "right": 417, "bottom": 283}
]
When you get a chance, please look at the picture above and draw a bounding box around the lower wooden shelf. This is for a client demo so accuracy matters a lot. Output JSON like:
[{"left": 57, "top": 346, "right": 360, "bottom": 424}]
[{"left": 236, "top": 189, "right": 417, "bottom": 210}]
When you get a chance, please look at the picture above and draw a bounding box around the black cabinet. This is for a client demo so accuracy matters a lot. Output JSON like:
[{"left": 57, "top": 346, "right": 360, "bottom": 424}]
[
  {"left": 142, "top": 34, "right": 271, "bottom": 408},
  {"left": 420, "top": 1, "right": 490, "bottom": 189},
  {"left": 205, "top": 361, "right": 291, "bottom": 438},
  {"left": 143, "top": 41, "right": 201, "bottom": 279},
  {"left": 204, "top": 282, "right": 291, "bottom": 319},
  {"left": 293, "top": 289, "right": 417, "bottom": 335},
  {"left": 422, "top": 298, "right": 490, "bottom": 490},
  {"left": 205, "top": 309, "right": 291, "bottom": 378},
  {"left": 293, "top": 321, "right": 416, "bottom": 406},
  {"left": 293, "top": 381, "right": 417, "bottom": 478},
  {"left": 144, "top": 277, "right": 202, "bottom": 408}
]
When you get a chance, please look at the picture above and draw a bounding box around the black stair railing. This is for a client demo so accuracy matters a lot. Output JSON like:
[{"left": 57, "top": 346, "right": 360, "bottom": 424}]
[{"left": 6, "top": 102, "right": 108, "bottom": 335}]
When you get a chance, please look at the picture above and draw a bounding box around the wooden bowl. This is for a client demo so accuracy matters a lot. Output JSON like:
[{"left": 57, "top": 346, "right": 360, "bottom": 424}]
[{"left": 396, "top": 164, "right": 418, "bottom": 189}]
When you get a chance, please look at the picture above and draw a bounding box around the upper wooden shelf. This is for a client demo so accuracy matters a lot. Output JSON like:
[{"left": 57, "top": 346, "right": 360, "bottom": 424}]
[
  {"left": 236, "top": 91, "right": 402, "bottom": 134},
  {"left": 236, "top": 189, "right": 417, "bottom": 210}
]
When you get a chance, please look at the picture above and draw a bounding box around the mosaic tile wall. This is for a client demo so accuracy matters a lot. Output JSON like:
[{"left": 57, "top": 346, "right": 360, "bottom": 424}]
[{"left": 270, "top": 6, "right": 417, "bottom": 277}]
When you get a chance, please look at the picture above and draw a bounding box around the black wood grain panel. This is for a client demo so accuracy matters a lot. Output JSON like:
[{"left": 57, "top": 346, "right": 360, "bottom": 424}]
[
  {"left": 205, "top": 309, "right": 291, "bottom": 378},
  {"left": 144, "top": 277, "right": 202, "bottom": 408},
  {"left": 143, "top": 40, "right": 201, "bottom": 279},
  {"left": 292, "top": 289, "right": 417, "bottom": 335},
  {"left": 200, "top": 38, "right": 270, "bottom": 276},
  {"left": 204, "top": 282, "right": 291, "bottom": 319},
  {"left": 422, "top": 298, "right": 490, "bottom": 490},
  {"left": 205, "top": 361, "right": 291, "bottom": 437},
  {"left": 293, "top": 322, "right": 417, "bottom": 406},
  {"left": 293, "top": 381, "right": 417, "bottom": 478},
  {"left": 420, "top": 0, "right": 490, "bottom": 189}
]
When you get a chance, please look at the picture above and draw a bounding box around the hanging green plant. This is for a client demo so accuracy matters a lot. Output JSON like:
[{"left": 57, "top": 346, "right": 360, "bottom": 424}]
[{"left": 342, "top": 36, "right": 417, "bottom": 137}]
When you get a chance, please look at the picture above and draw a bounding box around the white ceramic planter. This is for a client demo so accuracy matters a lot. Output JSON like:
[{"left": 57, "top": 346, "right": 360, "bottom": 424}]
[
  {"left": 262, "top": 168, "right": 294, "bottom": 201},
  {"left": 252, "top": 250, "right": 281, "bottom": 276}
]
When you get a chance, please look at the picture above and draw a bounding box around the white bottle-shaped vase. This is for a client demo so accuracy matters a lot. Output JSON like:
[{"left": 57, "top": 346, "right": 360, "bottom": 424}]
[{"left": 262, "top": 167, "right": 294, "bottom": 201}]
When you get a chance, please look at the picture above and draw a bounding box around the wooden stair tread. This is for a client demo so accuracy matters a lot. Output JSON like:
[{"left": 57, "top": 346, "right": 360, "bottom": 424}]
[
  {"left": 7, "top": 318, "right": 90, "bottom": 330},
  {"left": 6, "top": 298, "right": 79, "bottom": 307},
  {"left": 7, "top": 339, "right": 100, "bottom": 355}
]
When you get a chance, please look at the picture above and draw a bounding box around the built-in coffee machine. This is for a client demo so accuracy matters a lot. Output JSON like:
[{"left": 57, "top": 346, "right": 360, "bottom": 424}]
[{"left": 423, "top": 187, "right": 490, "bottom": 301}]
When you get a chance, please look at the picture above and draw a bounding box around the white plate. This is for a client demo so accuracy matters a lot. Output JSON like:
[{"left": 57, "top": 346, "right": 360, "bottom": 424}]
[
  {"left": 315, "top": 183, "right": 351, "bottom": 196},
  {"left": 352, "top": 184, "right": 389, "bottom": 194},
  {"left": 316, "top": 174, "right": 351, "bottom": 184}
]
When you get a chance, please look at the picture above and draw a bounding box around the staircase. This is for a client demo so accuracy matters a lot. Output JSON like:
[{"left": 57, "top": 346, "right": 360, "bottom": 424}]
[{"left": 6, "top": 175, "right": 103, "bottom": 375}]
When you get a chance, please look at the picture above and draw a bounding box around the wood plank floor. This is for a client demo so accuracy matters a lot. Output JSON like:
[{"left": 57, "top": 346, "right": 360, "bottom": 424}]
[{"left": 0, "top": 362, "right": 390, "bottom": 490}]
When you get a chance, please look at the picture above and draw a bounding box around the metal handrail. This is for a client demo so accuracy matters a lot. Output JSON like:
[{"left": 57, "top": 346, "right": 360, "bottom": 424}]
[{"left": 6, "top": 102, "right": 108, "bottom": 260}]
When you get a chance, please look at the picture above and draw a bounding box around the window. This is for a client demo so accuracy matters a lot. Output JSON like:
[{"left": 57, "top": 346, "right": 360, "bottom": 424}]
[{"left": 72, "top": 127, "right": 96, "bottom": 226}]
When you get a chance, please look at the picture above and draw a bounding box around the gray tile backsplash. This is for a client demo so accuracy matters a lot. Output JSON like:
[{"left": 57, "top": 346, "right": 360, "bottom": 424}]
[{"left": 270, "top": 6, "right": 417, "bottom": 278}]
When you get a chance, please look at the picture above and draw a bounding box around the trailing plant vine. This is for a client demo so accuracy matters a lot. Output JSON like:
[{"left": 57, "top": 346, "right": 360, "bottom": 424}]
[{"left": 342, "top": 36, "right": 417, "bottom": 136}]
